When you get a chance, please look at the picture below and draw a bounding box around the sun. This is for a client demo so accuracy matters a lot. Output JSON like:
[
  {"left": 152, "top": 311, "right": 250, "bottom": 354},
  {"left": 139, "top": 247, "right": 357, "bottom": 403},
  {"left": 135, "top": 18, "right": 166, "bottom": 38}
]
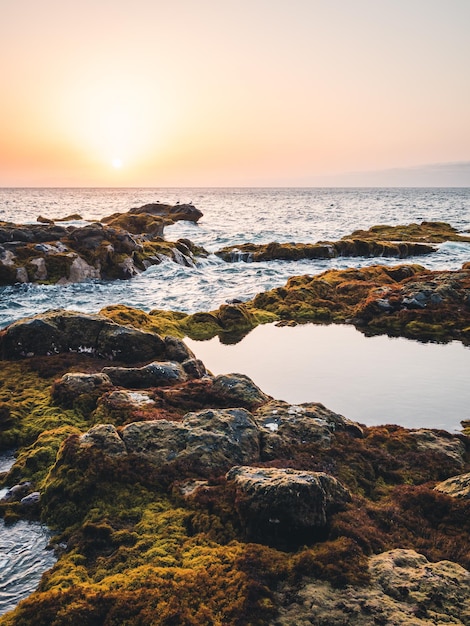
[{"left": 112, "top": 157, "right": 123, "bottom": 169}]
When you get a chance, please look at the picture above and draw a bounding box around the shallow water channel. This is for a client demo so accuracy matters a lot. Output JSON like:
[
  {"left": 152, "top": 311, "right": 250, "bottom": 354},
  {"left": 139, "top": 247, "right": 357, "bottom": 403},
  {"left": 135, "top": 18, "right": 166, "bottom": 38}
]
[
  {"left": 187, "top": 323, "right": 470, "bottom": 432},
  {"left": 0, "top": 453, "right": 57, "bottom": 617}
]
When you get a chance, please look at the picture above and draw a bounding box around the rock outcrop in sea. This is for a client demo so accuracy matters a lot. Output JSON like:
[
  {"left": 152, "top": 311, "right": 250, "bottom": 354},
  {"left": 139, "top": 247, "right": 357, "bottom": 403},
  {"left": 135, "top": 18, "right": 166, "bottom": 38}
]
[
  {"left": 215, "top": 220, "right": 470, "bottom": 262},
  {"left": 0, "top": 214, "right": 469, "bottom": 625},
  {"left": 0, "top": 202, "right": 206, "bottom": 285}
]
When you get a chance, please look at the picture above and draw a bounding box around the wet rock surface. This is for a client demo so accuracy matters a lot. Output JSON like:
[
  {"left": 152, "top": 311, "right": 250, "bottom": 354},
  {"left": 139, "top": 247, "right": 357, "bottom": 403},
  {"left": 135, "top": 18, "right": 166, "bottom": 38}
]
[
  {"left": 0, "top": 309, "right": 166, "bottom": 362},
  {"left": 0, "top": 202, "right": 206, "bottom": 285},
  {"left": 216, "top": 221, "right": 470, "bottom": 262}
]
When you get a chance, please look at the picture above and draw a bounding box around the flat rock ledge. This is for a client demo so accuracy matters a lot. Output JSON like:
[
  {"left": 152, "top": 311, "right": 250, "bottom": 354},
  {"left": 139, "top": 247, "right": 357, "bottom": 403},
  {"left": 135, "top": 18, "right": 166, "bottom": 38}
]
[
  {"left": 275, "top": 548, "right": 470, "bottom": 625},
  {"left": 215, "top": 221, "right": 470, "bottom": 263},
  {"left": 80, "top": 408, "right": 261, "bottom": 475},
  {"left": 435, "top": 472, "right": 470, "bottom": 499}
]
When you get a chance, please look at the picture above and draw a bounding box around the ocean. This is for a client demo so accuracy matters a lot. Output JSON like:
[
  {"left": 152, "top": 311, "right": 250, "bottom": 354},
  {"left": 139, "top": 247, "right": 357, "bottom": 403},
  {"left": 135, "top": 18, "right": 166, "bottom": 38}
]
[
  {"left": 1, "top": 187, "right": 470, "bottom": 328},
  {"left": 1, "top": 187, "right": 469, "bottom": 615}
]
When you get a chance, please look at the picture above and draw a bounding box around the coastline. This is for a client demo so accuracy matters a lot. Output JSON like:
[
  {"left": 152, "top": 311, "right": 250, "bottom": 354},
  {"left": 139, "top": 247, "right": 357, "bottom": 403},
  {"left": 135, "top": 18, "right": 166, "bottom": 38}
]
[{"left": 0, "top": 203, "right": 469, "bottom": 624}]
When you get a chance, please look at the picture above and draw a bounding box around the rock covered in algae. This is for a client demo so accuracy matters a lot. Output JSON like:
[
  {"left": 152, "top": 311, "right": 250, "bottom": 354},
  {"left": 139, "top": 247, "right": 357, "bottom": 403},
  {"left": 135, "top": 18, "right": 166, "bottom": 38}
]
[
  {"left": 275, "top": 549, "right": 470, "bottom": 625},
  {"left": 435, "top": 472, "right": 470, "bottom": 499},
  {"left": 216, "top": 239, "right": 435, "bottom": 262},
  {"left": 79, "top": 408, "right": 261, "bottom": 475},
  {"left": 409, "top": 429, "right": 466, "bottom": 467},
  {"left": 215, "top": 221, "right": 470, "bottom": 263},
  {"left": 226, "top": 466, "right": 351, "bottom": 536},
  {"left": 101, "top": 361, "right": 189, "bottom": 388},
  {"left": 0, "top": 201, "right": 206, "bottom": 285},
  {"left": 1, "top": 303, "right": 470, "bottom": 626},
  {"left": 0, "top": 309, "right": 166, "bottom": 362},
  {"left": 254, "top": 400, "right": 363, "bottom": 459}
]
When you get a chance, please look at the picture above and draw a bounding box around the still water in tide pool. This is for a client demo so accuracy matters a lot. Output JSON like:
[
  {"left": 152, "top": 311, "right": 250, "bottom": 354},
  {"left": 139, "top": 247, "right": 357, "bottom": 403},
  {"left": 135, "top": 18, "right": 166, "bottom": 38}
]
[
  {"left": 0, "top": 454, "right": 57, "bottom": 617},
  {"left": 186, "top": 323, "right": 470, "bottom": 432}
]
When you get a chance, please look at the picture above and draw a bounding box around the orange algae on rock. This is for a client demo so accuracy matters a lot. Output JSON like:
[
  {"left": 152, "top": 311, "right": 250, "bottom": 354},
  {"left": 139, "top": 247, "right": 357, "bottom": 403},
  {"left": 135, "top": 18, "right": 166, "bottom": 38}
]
[{"left": 0, "top": 295, "right": 470, "bottom": 624}]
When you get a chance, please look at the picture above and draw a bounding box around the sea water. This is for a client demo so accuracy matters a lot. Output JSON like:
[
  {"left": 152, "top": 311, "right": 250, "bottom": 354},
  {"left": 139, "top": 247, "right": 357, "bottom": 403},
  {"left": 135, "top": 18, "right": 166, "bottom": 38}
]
[
  {"left": 0, "top": 188, "right": 469, "bottom": 613},
  {"left": 0, "top": 187, "right": 469, "bottom": 432},
  {"left": 0, "top": 187, "right": 469, "bottom": 328},
  {"left": 0, "top": 453, "right": 57, "bottom": 617}
]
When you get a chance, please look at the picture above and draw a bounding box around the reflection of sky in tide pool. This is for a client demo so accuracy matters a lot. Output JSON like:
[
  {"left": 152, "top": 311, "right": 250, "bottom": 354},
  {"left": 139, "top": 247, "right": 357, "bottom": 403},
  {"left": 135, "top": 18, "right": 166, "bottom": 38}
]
[{"left": 186, "top": 324, "right": 470, "bottom": 432}]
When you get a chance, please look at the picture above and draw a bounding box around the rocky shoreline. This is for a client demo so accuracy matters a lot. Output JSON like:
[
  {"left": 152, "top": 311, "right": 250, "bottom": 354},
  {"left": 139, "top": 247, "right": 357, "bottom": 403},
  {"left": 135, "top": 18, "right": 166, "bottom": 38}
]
[
  {"left": 0, "top": 211, "right": 469, "bottom": 625},
  {"left": 0, "top": 202, "right": 205, "bottom": 284}
]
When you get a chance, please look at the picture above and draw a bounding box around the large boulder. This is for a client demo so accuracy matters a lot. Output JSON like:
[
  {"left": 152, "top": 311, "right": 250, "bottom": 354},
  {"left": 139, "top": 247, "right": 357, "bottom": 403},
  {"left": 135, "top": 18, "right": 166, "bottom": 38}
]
[
  {"left": 82, "top": 408, "right": 261, "bottom": 476},
  {"left": 0, "top": 310, "right": 166, "bottom": 362},
  {"left": 101, "top": 361, "right": 188, "bottom": 388},
  {"left": 275, "top": 549, "right": 470, "bottom": 625},
  {"left": 129, "top": 202, "right": 203, "bottom": 223},
  {"left": 226, "top": 466, "right": 350, "bottom": 543},
  {"left": 434, "top": 472, "right": 470, "bottom": 499},
  {"left": 211, "top": 373, "right": 270, "bottom": 409},
  {"left": 254, "top": 400, "right": 363, "bottom": 459}
]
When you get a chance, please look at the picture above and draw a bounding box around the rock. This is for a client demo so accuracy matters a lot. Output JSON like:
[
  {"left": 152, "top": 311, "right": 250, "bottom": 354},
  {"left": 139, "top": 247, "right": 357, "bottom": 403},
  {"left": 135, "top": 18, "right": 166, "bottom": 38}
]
[
  {"left": 0, "top": 207, "right": 208, "bottom": 286},
  {"left": 129, "top": 202, "right": 203, "bottom": 223},
  {"left": 275, "top": 549, "right": 470, "bottom": 625},
  {"left": 56, "top": 372, "right": 112, "bottom": 396},
  {"left": 370, "top": 549, "right": 470, "bottom": 622},
  {"left": 100, "top": 212, "right": 167, "bottom": 237},
  {"left": 101, "top": 361, "right": 188, "bottom": 388},
  {"left": 80, "top": 424, "right": 127, "bottom": 455},
  {"left": 215, "top": 233, "right": 437, "bottom": 263},
  {"left": 116, "top": 407, "right": 260, "bottom": 474},
  {"left": 254, "top": 400, "right": 363, "bottom": 459},
  {"left": 20, "top": 491, "right": 41, "bottom": 508},
  {"left": 102, "top": 390, "right": 155, "bottom": 409},
  {"left": 0, "top": 310, "right": 166, "bottom": 362},
  {"left": 181, "top": 358, "right": 208, "bottom": 379},
  {"left": 409, "top": 429, "right": 466, "bottom": 467},
  {"left": 52, "top": 372, "right": 112, "bottom": 407},
  {"left": 434, "top": 472, "right": 470, "bottom": 499},
  {"left": 66, "top": 256, "right": 101, "bottom": 283},
  {"left": 1, "top": 482, "right": 32, "bottom": 502},
  {"left": 163, "top": 336, "right": 196, "bottom": 362},
  {"left": 226, "top": 466, "right": 350, "bottom": 543},
  {"left": 211, "top": 373, "right": 270, "bottom": 409}
]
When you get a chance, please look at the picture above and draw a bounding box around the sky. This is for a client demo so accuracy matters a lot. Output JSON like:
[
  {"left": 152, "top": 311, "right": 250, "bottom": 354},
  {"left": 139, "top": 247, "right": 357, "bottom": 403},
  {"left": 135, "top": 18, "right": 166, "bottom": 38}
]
[{"left": 1, "top": 0, "right": 469, "bottom": 187}]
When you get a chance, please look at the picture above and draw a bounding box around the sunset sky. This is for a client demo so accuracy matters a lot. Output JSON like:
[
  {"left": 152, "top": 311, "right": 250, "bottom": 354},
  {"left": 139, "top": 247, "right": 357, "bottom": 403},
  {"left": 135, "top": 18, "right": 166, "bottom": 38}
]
[{"left": 1, "top": 0, "right": 469, "bottom": 187}]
